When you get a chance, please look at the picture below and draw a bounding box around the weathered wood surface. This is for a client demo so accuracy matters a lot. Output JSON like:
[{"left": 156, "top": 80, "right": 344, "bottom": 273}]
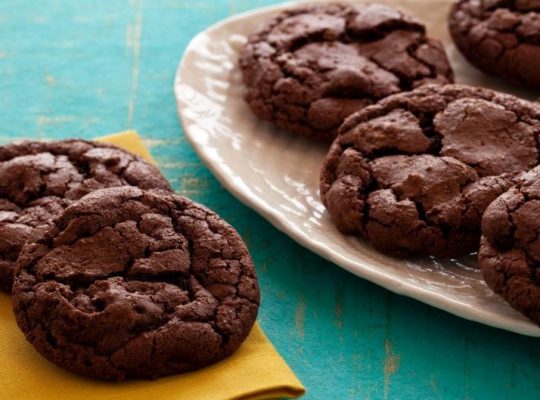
[{"left": 0, "top": 1, "right": 539, "bottom": 399}]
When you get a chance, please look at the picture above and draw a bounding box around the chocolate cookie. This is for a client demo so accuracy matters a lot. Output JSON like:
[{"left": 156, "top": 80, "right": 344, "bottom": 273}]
[
  {"left": 12, "top": 186, "right": 259, "bottom": 380},
  {"left": 479, "top": 166, "right": 540, "bottom": 325},
  {"left": 320, "top": 84, "right": 540, "bottom": 257},
  {"left": 449, "top": 0, "right": 540, "bottom": 88},
  {"left": 240, "top": 2, "right": 454, "bottom": 141},
  {"left": 0, "top": 140, "right": 171, "bottom": 293}
]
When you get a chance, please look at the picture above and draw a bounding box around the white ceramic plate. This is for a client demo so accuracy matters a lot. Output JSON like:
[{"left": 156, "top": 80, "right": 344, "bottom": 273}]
[{"left": 174, "top": 0, "right": 540, "bottom": 336}]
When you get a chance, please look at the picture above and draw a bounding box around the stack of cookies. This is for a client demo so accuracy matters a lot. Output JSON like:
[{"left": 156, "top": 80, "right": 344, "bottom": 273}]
[
  {"left": 239, "top": 2, "right": 540, "bottom": 327},
  {"left": 0, "top": 140, "right": 259, "bottom": 380}
]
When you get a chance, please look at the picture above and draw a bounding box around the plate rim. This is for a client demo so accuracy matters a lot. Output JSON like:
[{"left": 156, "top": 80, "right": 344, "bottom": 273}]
[{"left": 174, "top": 1, "right": 540, "bottom": 337}]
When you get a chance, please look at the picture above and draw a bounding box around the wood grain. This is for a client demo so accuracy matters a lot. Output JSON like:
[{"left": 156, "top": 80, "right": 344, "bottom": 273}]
[{"left": 0, "top": 0, "right": 539, "bottom": 399}]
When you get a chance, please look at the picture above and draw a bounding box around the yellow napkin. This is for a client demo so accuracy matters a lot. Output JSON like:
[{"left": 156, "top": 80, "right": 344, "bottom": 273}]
[{"left": 0, "top": 131, "right": 305, "bottom": 400}]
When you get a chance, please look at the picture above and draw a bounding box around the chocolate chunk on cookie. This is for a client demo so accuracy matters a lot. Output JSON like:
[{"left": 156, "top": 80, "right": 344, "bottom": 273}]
[
  {"left": 479, "top": 166, "right": 540, "bottom": 325},
  {"left": 240, "top": 3, "right": 453, "bottom": 141},
  {"left": 12, "top": 186, "right": 259, "bottom": 380},
  {"left": 0, "top": 140, "right": 171, "bottom": 293},
  {"left": 320, "top": 84, "right": 540, "bottom": 257},
  {"left": 449, "top": 0, "right": 540, "bottom": 88}
]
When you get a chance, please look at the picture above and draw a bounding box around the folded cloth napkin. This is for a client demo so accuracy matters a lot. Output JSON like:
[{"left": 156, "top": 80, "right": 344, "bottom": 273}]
[{"left": 0, "top": 131, "right": 305, "bottom": 400}]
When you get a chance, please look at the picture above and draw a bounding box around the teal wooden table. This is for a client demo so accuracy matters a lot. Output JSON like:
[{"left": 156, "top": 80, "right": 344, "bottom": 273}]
[{"left": 1, "top": 1, "right": 539, "bottom": 399}]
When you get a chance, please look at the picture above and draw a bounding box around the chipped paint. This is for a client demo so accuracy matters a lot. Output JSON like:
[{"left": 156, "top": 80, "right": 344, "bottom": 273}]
[
  {"left": 126, "top": 0, "right": 143, "bottom": 127},
  {"left": 142, "top": 137, "right": 184, "bottom": 148},
  {"left": 28, "top": 15, "right": 46, "bottom": 24},
  {"left": 178, "top": 176, "right": 209, "bottom": 196},
  {"left": 274, "top": 289, "right": 287, "bottom": 300},
  {"left": 383, "top": 294, "right": 399, "bottom": 400},
  {"left": 36, "top": 116, "right": 75, "bottom": 126},
  {"left": 228, "top": 0, "right": 238, "bottom": 16},
  {"left": 383, "top": 339, "right": 399, "bottom": 399},
  {"left": 162, "top": 1, "right": 212, "bottom": 9},
  {"left": 153, "top": 160, "right": 200, "bottom": 169},
  {"left": 44, "top": 75, "right": 56, "bottom": 85},
  {"left": 430, "top": 376, "right": 443, "bottom": 400},
  {"left": 384, "top": 340, "right": 399, "bottom": 375}
]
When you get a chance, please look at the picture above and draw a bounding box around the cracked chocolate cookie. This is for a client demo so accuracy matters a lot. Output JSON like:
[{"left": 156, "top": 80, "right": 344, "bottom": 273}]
[
  {"left": 449, "top": 0, "right": 540, "bottom": 88},
  {"left": 239, "top": 2, "right": 454, "bottom": 141},
  {"left": 0, "top": 140, "right": 171, "bottom": 293},
  {"left": 320, "top": 84, "right": 540, "bottom": 257},
  {"left": 479, "top": 166, "right": 540, "bottom": 325},
  {"left": 12, "top": 186, "right": 259, "bottom": 380}
]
